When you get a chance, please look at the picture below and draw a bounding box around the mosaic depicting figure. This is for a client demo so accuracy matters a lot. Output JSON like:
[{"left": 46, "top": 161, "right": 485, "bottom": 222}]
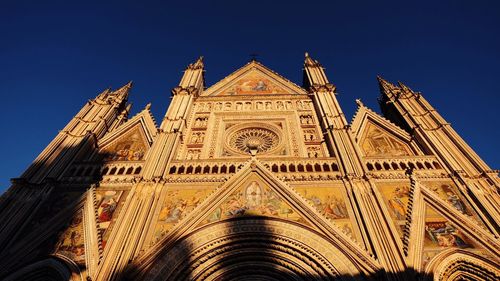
[
  {"left": 221, "top": 71, "right": 286, "bottom": 95},
  {"left": 95, "top": 190, "right": 124, "bottom": 249},
  {"left": 361, "top": 125, "right": 411, "bottom": 156},
  {"left": 97, "top": 191, "right": 122, "bottom": 224},
  {"left": 377, "top": 184, "right": 411, "bottom": 239},
  {"left": 426, "top": 182, "right": 470, "bottom": 216},
  {"left": 158, "top": 190, "right": 203, "bottom": 224},
  {"left": 153, "top": 189, "right": 210, "bottom": 244},
  {"left": 102, "top": 128, "right": 147, "bottom": 161},
  {"left": 295, "top": 187, "right": 350, "bottom": 221},
  {"left": 387, "top": 186, "right": 410, "bottom": 220},
  {"left": 308, "top": 194, "right": 349, "bottom": 220},
  {"left": 207, "top": 181, "right": 297, "bottom": 222},
  {"left": 424, "top": 221, "right": 470, "bottom": 248},
  {"left": 55, "top": 209, "right": 86, "bottom": 265}
]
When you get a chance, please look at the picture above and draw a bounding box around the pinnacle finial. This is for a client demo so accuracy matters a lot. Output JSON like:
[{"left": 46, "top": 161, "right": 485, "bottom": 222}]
[
  {"left": 304, "top": 52, "right": 320, "bottom": 67},
  {"left": 188, "top": 56, "right": 204, "bottom": 70},
  {"left": 145, "top": 102, "right": 151, "bottom": 110},
  {"left": 377, "top": 76, "right": 398, "bottom": 90},
  {"left": 113, "top": 81, "right": 133, "bottom": 96},
  {"left": 355, "top": 99, "right": 365, "bottom": 107}
]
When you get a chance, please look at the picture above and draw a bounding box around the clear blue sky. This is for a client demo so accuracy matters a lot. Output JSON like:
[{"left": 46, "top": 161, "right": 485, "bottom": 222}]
[{"left": 1, "top": 1, "right": 499, "bottom": 191}]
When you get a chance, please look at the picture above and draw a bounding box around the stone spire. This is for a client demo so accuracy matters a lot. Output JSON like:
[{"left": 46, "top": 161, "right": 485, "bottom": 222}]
[
  {"left": 303, "top": 52, "right": 330, "bottom": 88},
  {"left": 177, "top": 56, "right": 205, "bottom": 93}
]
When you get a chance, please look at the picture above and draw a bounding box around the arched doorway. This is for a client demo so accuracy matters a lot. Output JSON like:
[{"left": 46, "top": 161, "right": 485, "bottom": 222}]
[
  {"left": 141, "top": 217, "right": 364, "bottom": 281},
  {"left": 4, "top": 256, "right": 82, "bottom": 281},
  {"left": 424, "top": 249, "right": 499, "bottom": 281}
]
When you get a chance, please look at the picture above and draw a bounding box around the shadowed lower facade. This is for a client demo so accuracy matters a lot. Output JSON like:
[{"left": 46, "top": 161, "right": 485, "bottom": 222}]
[{"left": 0, "top": 54, "right": 498, "bottom": 281}]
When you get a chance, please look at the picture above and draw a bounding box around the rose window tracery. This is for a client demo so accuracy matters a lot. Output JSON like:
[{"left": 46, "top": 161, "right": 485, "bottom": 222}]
[{"left": 228, "top": 127, "right": 280, "bottom": 154}]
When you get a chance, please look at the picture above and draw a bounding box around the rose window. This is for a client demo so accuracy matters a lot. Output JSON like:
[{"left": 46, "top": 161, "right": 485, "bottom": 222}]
[{"left": 228, "top": 128, "right": 280, "bottom": 154}]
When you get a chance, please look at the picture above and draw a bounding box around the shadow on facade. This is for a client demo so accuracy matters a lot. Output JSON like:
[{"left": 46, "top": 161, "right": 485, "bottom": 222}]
[
  {"left": 0, "top": 142, "right": 108, "bottom": 280},
  {"left": 119, "top": 215, "right": 434, "bottom": 281}
]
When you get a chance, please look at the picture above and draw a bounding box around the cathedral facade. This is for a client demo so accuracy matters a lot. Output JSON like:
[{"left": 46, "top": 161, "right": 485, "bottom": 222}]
[{"left": 0, "top": 54, "right": 498, "bottom": 281}]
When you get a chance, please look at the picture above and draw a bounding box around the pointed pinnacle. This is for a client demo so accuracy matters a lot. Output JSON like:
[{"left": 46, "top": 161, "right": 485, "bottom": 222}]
[
  {"left": 397, "top": 81, "right": 412, "bottom": 92},
  {"left": 112, "top": 81, "right": 133, "bottom": 100},
  {"left": 304, "top": 52, "right": 318, "bottom": 67},
  {"left": 145, "top": 102, "right": 152, "bottom": 110},
  {"left": 377, "top": 76, "right": 397, "bottom": 90},
  {"left": 355, "top": 99, "right": 365, "bottom": 108},
  {"left": 188, "top": 56, "right": 204, "bottom": 70}
]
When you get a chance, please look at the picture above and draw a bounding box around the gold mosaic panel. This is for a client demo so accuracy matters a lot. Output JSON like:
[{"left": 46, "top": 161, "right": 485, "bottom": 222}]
[
  {"left": 101, "top": 126, "right": 148, "bottom": 161},
  {"left": 205, "top": 180, "right": 302, "bottom": 223},
  {"left": 95, "top": 189, "right": 127, "bottom": 249},
  {"left": 152, "top": 188, "right": 212, "bottom": 245},
  {"left": 294, "top": 186, "right": 354, "bottom": 238},
  {"left": 377, "top": 182, "right": 411, "bottom": 238},
  {"left": 54, "top": 208, "right": 85, "bottom": 266},
  {"left": 220, "top": 70, "right": 287, "bottom": 95},
  {"left": 360, "top": 123, "right": 412, "bottom": 156}
]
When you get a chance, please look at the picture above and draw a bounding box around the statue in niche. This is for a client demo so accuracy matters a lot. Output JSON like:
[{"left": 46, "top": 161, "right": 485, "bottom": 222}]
[
  {"left": 304, "top": 130, "right": 315, "bottom": 141},
  {"left": 265, "top": 101, "right": 272, "bottom": 110},
  {"left": 256, "top": 102, "right": 263, "bottom": 110},
  {"left": 224, "top": 102, "right": 232, "bottom": 110},
  {"left": 285, "top": 101, "right": 292, "bottom": 109},
  {"left": 236, "top": 102, "right": 243, "bottom": 110},
  {"left": 215, "top": 102, "right": 222, "bottom": 110},
  {"left": 194, "top": 118, "right": 201, "bottom": 127},
  {"left": 191, "top": 133, "right": 199, "bottom": 144},
  {"left": 277, "top": 101, "right": 284, "bottom": 110},
  {"left": 307, "top": 147, "right": 320, "bottom": 158},
  {"left": 303, "top": 101, "right": 311, "bottom": 109},
  {"left": 205, "top": 103, "right": 212, "bottom": 111},
  {"left": 244, "top": 102, "right": 252, "bottom": 110},
  {"left": 296, "top": 100, "right": 303, "bottom": 109}
]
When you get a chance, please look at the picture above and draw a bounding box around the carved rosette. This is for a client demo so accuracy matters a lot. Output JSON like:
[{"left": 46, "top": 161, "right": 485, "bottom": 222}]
[{"left": 224, "top": 123, "right": 284, "bottom": 156}]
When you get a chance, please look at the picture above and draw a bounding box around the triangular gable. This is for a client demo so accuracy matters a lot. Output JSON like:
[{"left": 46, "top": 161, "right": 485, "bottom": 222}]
[
  {"left": 420, "top": 203, "right": 496, "bottom": 270},
  {"left": 418, "top": 184, "right": 499, "bottom": 261},
  {"left": 351, "top": 104, "right": 418, "bottom": 156},
  {"left": 98, "top": 106, "right": 158, "bottom": 161},
  {"left": 201, "top": 61, "right": 308, "bottom": 96},
  {"left": 134, "top": 159, "right": 378, "bottom": 273},
  {"left": 197, "top": 173, "right": 309, "bottom": 227}
]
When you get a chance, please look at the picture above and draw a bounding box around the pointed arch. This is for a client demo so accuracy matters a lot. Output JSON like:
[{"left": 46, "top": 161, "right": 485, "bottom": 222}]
[
  {"left": 4, "top": 256, "right": 83, "bottom": 281},
  {"left": 424, "top": 249, "right": 499, "bottom": 281},
  {"left": 137, "top": 217, "right": 364, "bottom": 281}
]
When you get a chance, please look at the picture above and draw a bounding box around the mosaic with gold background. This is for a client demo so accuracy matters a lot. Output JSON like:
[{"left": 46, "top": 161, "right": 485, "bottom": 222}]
[
  {"left": 96, "top": 189, "right": 127, "bottom": 250},
  {"left": 376, "top": 182, "right": 411, "bottom": 239},
  {"left": 101, "top": 127, "right": 148, "bottom": 161},
  {"left": 361, "top": 123, "right": 412, "bottom": 157},
  {"left": 54, "top": 208, "right": 86, "bottom": 266},
  {"left": 205, "top": 180, "right": 301, "bottom": 224},
  {"left": 220, "top": 70, "right": 287, "bottom": 95},
  {"left": 294, "top": 186, "right": 354, "bottom": 239}
]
